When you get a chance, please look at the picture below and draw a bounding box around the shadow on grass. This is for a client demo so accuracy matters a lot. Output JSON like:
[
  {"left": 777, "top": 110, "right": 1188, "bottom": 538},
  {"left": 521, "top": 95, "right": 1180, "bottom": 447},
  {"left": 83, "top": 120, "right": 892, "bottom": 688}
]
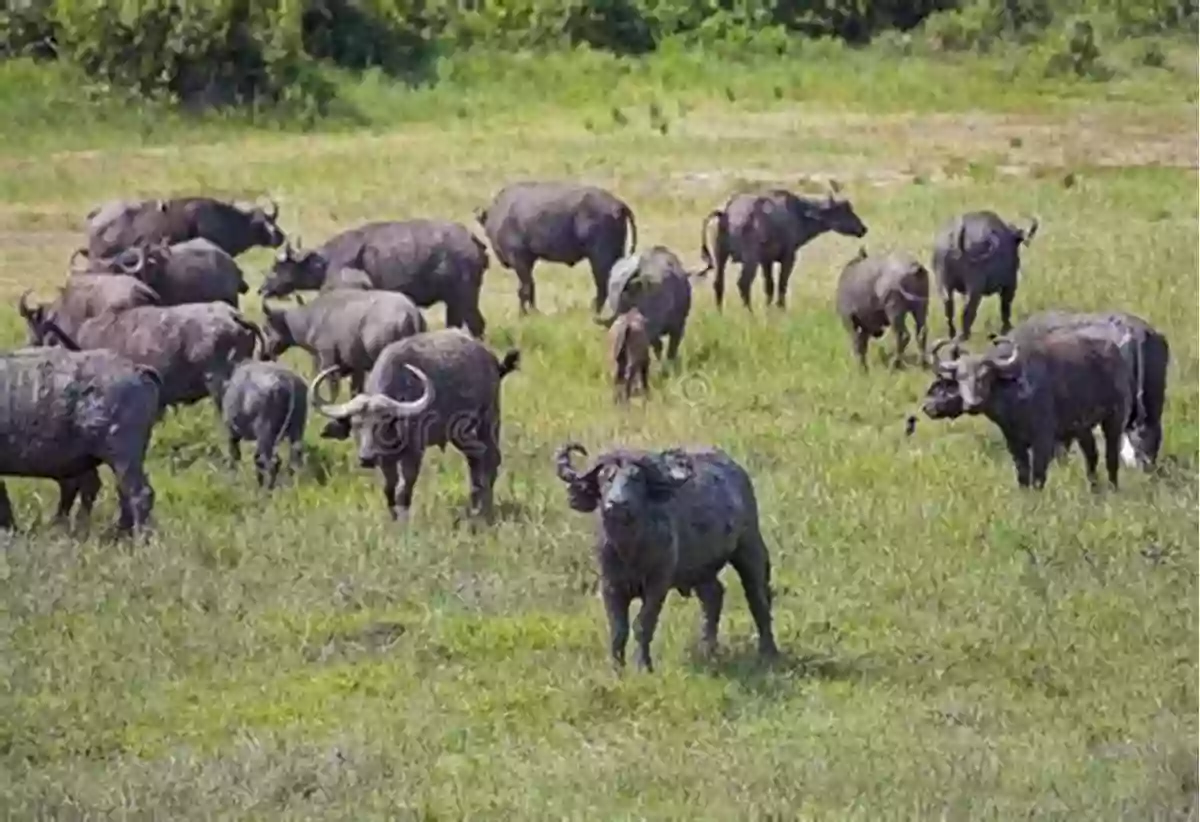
[{"left": 686, "top": 645, "right": 880, "bottom": 694}]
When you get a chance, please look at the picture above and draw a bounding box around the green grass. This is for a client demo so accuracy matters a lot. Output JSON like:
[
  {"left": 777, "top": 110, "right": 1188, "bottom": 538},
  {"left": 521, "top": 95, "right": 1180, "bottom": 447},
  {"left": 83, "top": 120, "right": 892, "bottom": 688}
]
[{"left": 0, "top": 42, "right": 1197, "bottom": 820}]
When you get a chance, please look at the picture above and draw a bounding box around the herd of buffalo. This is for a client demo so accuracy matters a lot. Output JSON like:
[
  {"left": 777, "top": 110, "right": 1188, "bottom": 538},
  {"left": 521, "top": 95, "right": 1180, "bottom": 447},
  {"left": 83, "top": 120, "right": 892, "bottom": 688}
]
[{"left": 2, "top": 179, "right": 1172, "bottom": 671}]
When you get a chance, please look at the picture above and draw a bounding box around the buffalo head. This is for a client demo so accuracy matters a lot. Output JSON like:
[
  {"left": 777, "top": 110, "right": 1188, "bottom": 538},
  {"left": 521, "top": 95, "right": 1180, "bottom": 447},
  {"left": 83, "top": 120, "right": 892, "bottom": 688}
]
[
  {"left": 309, "top": 363, "right": 435, "bottom": 467},
  {"left": 817, "top": 192, "right": 868, "bottom": 238},
  {"left": 245, "top": 197, "right": 285, "bottom": 249},
  {"left": 554, "top": 442, "right": 694, "bottom": 533},
  {"left": 260, "top": 237, "right": 326, "bottom": 298},
  {"left": 929, "top": 337, "right": 1024, "bottom": 414},
  {"left": 258, "top": 300, "right": 295, "bottom": 361}
]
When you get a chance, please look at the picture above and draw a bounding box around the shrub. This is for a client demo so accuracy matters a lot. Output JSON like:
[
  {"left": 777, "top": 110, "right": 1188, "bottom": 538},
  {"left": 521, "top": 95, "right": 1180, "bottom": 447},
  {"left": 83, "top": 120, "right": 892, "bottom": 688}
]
[{"left": 8, "top": 0, "right": 334, "bottom": 111}]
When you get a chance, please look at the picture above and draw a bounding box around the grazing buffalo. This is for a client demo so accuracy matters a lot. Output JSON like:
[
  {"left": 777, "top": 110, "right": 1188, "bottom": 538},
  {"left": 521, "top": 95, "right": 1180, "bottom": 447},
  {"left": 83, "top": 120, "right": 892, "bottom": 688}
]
[
  {"left": 554, "top": 442, "right": 778, "bottom": 672},
  {"left": 698, "top": 185, "right": 868, "bottom": 311},
  {"left": 76, "top": 238, "right": 248, "bottom": 307},
  {"left": 931, "top": 210, "right": 1039, "bottom": 341},
  {"left": 17, "top": 275, "right": 161, "bottom": 345},
  {"left": 211, "top": 361, "right": 308, "bottom": 490},
  {"left": 835, "top": 246, "right": 930, "bottom": 371},
  {"left": 259, "top": 290, "right": 428, "bottom": 398},
  {"left": 34, "top": 303, "right": 263, "bottom": 410},
  {"left": 0, "top": 346, "right": 160, "bottom": 535},
  {"left": 927, "top": 330, "right": 1133, "bottom": 490},
  {"left": 608, "top": 307, "right": 651, "bottom": 403},
  {"left": 260, "top": 220, "right": 488, "bottom": 337},
  {"left": 475, "top": 181, "right": 638, "bottom": 315},
  {"left": 83, "top": 195, "right": 285, "bottom": 260},
  {"left": 311, "top": 328, "right": 520, "bottom": 522},
  {"left": 594, "top": 245, "right": 694, "bottom": 366}
]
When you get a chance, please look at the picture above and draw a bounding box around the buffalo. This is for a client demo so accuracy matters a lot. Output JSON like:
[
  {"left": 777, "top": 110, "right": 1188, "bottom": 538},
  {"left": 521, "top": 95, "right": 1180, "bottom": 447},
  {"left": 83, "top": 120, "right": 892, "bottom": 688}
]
[
  {"left": 260, "top": 220, "right": 488, "bottom": 337},
  {"left": 211, "top": 360, "right": 308, "bottom": 490},
  {"left": 554, "top": 442, "right": 778, "bottom": 672},
  {"left": 926, "top": 330, "right": 1133, "bottom": 490},
  {"left": 311, "top": 328, "right": 520, "bottom": 522},
  {"left": 0, "top": 346, "right": 160, "bottom": 535},
  {"left": 835, "top": 246, "right": 930, "bottom": 371},
  {"left": 83, "top": 195, "right": 285, "bottom": 261},
  {"left": 931, "top": 210, "right": 1039, "bottom": 341},
  {"left": 18, "top": 275, "right": 161, "bottom": 345},
  {"left": 34, "top": 303, "right": 263, "bottom": 410},
  {"left": 607, "top": 307, "right": 651, "bottom": 403},
  {"left": 698, "top": 185, "right": 868, "bottom": 311},
  {"left": 259, "top": 290, "right": 428, "bottom": 399},
  {"left": 74, "top": 238, "right": 248, "bottom": 308},
  {"left": 594, "top": 245, "right": 694, "bottom": 367},
  {"left": 475, "top": 181, "right": 638, "bottom": 315}
]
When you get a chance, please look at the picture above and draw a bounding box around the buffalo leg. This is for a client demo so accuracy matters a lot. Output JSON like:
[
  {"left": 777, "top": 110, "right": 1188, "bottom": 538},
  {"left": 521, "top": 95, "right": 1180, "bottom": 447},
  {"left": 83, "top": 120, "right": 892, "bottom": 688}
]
[
  {"left": 512, "top": 254, "right": 537, "bottom": 315},
  {"left": 1030, "top": 435, "right": 1055, "bottom": 489},
  {"left": 775, "top": 251, "right": 798, "bottom": 309},
  {"left": 998, "top": 285, "right": 1016, "bottom": 335},
  {"left": 713, "top": 253, "right": 729, "bottom": 311},
  {"left": 761, "top": 262, "right": 776, "bottom": 305},
  {"left": 958, "top": 291, "right": 984, "bottom": 341},
  {"left": 227, "top": 435, "right": 242, "bottom": 469},
  {"left": 731, "top": 533, "right": 779, "bottom": 658},
  {"left": 59, "top": 470, "right": 101, "bottom": 531},
  {"left": 890, "top": 315, "right": 910, "bottom": 370},
  {"left": 601, "top": 582, "right": 632, "bottom": 670},
  {"left": 736, "top": 262, "right": 758, "bottom": 311},
  {"left": 612, "top": 350, "right": 627, "bottom": 404},
  {"left": 913, "top": 300, "right": 929, "bottom": 367},
  {"left": 288, "top": 436, "right": 305, "bottom": 475},
  {"left": 851, "top": 326, "right": 870, "bottom": 372},
  {"left": 693, "top": 577, "right": 725, "bottom": 657},
  {"left": 638, "top": 358, "right": 651, "bottom": 398},
  {"left": 1003, "top": 431, "right": 1033, "bottom": 488},
  {"left": 664, "top": 326, "right": 685, "bottom": 366},
  {"left": 460, "top": 301, "right": 486, "bottom": 339},
  {"left": 588, "top": 254, "right": 618, "bottom": 316},
  {"left": 632, "top": 580, "right": 671, "bottom": 673},
  {"left": 942, "top": 292, "right": 957, "bottom": 339},
  {"left": 1101, "top": 418, "right": 1124, "bottom": 490},
  {"left": 111, "top": 461, "right": 154, "bottom": 535},
  {"left": 382, "top": 452, "right": 422, "bottom": 521},
  {"left": 650, "top": 338, "right": 664, "bottom": 361},
  {"left": 464, "top": 444, "right": 498, "bottom": 522},
  {"left": 0, "top": 482, "right": 14, "bottom": 531},
  {"left": 1075, "top": 430, "right": 1101, "bottom": 490},
  {"left": 253, "top": 422, "right": 281, "bottom": 490}
]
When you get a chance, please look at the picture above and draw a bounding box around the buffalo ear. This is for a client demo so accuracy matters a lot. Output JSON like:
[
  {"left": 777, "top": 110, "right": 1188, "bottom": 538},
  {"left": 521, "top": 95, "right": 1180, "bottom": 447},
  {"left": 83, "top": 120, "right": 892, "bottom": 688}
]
[
  {"left": 565, "top": 477, "right": 601, "bottom": 513},
  {"left": 643, "top": 451, "right": 693, "bottom": 503}
]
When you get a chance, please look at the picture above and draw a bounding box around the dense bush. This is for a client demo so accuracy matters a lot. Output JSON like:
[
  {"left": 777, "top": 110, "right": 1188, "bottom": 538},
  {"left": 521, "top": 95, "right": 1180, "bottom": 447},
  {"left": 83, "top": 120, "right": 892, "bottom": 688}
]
[{"left": 1, "top": 0, "right": 1195, "bottom": 109}]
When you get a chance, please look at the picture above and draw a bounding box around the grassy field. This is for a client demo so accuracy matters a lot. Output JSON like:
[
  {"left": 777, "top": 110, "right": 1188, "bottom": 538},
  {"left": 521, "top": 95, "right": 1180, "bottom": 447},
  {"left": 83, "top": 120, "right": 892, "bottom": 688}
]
[{"left": 0, "top": 41, "right": 1197, "bottom": 820}]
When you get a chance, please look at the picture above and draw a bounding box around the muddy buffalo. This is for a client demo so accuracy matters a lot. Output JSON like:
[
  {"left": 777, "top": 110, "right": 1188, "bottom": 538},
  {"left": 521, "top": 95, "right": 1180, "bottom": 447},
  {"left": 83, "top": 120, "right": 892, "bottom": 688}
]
[{"left": 475, "top": 181, "right": 638, "bottom": 315}]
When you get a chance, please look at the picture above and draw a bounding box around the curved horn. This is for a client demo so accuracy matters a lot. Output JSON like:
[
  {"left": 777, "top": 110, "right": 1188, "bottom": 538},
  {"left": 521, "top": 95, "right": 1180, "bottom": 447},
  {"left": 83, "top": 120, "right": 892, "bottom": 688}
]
[
  {"left": 17, "top": 289, "right": 39, "bottom": 321},
  {"left": 367, "top": 364, "right": 435, "bottom": 418},
  {"left": 990, "top": 338, "right": 1020, "bottom": 370},
  {"left": 69, "top": 248, "right": 90, "bottom": 272},
  {"left": 554, "top": 442, "right": 589, "bottom": 483},
  {"left": 930, "top": 338, "right": 961, "bottom": 366},
  {"left": 119, "top": 246, "right": 146, "bottom": 275},
  {"left": 265, "top": 197, "right": 279, "bottom": 221},
  {"left": 309, "top": 366, "right": 370, "bottom": 420}
]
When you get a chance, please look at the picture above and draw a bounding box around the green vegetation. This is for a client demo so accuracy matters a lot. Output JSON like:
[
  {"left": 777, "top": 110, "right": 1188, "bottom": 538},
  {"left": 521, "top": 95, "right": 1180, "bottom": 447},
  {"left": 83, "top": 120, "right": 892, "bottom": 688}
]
[{"left": 0, "top": 18, "right": 1196, "bottom": 820}]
